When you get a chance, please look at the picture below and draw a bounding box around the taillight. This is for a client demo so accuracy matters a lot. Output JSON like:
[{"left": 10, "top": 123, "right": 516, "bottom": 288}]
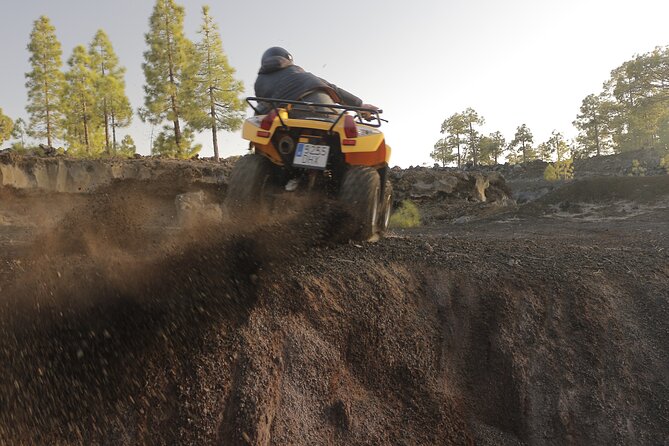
[
  {"left": 344, "top": 114, "right": 358, "bottom": 138},
  {"left": 260, "top": 109, "right": 277, "bottom": 130}
]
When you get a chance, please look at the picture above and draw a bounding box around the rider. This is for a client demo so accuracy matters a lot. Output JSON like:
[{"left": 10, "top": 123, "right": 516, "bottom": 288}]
[{"left": 254, "top": 46, "right": 377, "bottom": 116}]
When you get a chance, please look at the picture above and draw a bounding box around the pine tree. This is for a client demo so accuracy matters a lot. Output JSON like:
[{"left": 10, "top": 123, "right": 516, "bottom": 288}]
[
  {"left": 25, "top": 16, "right": 64, "bottom": 148},
  {"left": 117, "top": 135, "right": 137, "bottom": 158},
  {"left": 0, "top": 108, "right": 13, "bottom": 145},
  {"left": 462, "top": 108, "right": 484, "bottom": 166},
  {"left": 142, "top": 0, "right": 197, "bottom": 158},
  {"left": 506, "top": 149, "right": 522, "bottom": 165},
  {"left": 479, "top": 133, "right": 507, "bottom": 166},
  {"left": 537, "top": 142, "right": 553, "bottom": 161},
  {"left": 190, "top": 5, "right": 245, "bottom": 161},
  {"left": 573, "top": 93, "right": 614, "bottom": 157},
  {"left": 541, "top": 131, "right": 574, "bottom": 180},
  {"left": 430, "top": 137, "right": 457, "bottom": 166},
  {"left": 11, "top": 117, "right": 27, "bottom": 147},
  {"left": 488, "top": 131, "right": 506, "bottom": 165},
  {"left": 62, "top": 45, "right": 103, "bottom": 155},
  {"left": 510, "top": 124, "right": 535, "bottom": 163},
  {"left": 89, "top": 30, "right": 133, "bottom": 153},
  {"left": 538, "top": 131, "right": 571, "bottom": 163},
  {"left": 607, "top": 48, "right": 669, "bottom": 151},
  {"left": 439, "top": 113, "right": 467, "bottom": 168},
  {"left": 551, "top": 131, "right": 570, "bottom": 163}
]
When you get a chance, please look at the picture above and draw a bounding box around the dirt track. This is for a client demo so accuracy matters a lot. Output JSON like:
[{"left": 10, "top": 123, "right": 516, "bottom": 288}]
[{"left": 0, "top": 166, "right": 668, "bottom": 445}]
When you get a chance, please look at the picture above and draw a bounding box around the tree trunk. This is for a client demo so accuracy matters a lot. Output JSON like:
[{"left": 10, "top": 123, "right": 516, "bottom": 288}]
[
  {"left": 469, "top": 123, "right": 477, "bottom": 167},
  {"left": 205, "top": 33, "right": 219, "bottom": 161},
  {"left": 210, "top": 89, "right": 219, "bottom": 161},
  {"left": 44, "top": 77, "right": 52, "bottom": 148},
  {"left": 169, "top": 83, "right": 181, "bottom": 152},
  {"left": 594, "top": 114, "right": 601, "bottom": 156},
  {"left": 83, "top": 99, "right": 90, "bottom": 154},
  {"left": 166, "top": 15, "right": 181, "bottom": 154},
  {"left": 103, "top": 99, "right": 110, "bottom": 154},
  {"left": 111, "top": 110, "right": 117, "bottom": 150},
  {"left": 173, "top": 114, "right": 182, "bottom": 150},
  {"left": 522, "top": 142, "right": 527, "bottom": 163},
  {"left": 100, "top": 60, "right": 110, "bottom": 154},
  {"left": 457, "top": 136, "right": 461, "bottom": 168}
]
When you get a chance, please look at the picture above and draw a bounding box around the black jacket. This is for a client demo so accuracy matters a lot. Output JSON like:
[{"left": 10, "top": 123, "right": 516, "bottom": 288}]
[{"left": 254, "top": 55, "right": 363, "bottom": 112}]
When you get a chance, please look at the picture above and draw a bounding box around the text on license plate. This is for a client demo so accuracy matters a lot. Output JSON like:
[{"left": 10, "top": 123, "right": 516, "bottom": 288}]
[{"left": 293, "top": 143, "right": 330, "bottom": 169}]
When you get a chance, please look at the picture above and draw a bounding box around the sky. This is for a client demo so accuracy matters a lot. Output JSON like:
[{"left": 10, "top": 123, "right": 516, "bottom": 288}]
[{"left": 1, "top": 0, "right": 669, "bottom": 167}]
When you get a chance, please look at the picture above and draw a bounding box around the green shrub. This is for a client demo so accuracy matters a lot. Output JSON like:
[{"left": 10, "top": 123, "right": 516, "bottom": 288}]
[
  {"left": 543, "top": 164, "right": 558, "bottom": 181},
  {"left": 544, "top": 159, "right": 574, "bottom": 181},
  {"left": 389, "top": 200, "right": 421, "bottom": 228},
  {"left": 660, "top": 153, "right": 669, "bottom": 174},
  {"left": 9, "top": 142, "right": 27, "bottom": 154},
  {"left": 557, "top": 158, "right": 574, "bottom": 180},
  {"left": 629, "top": 159, "right": 646, "bottom": 176}
]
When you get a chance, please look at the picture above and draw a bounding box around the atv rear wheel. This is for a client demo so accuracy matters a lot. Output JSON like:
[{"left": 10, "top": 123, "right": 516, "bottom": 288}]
[
  {"left": 339, "top": 166, "right": 381, "bottom": 241},
  {"left": 225, "top": 153, "right": 276, "bottom": 215}
]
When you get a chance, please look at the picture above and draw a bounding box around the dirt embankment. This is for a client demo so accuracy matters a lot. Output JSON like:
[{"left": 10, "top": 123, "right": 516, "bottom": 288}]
[
  {"left": 389, "top": 167, "right": 513, "bottom": 223},
  {"left": 478, "top": 148, "right": 669, "bottom": 204},
  {"left": 0, "top": 152, "right": 235, "bottom": 193},
  {"left": 0, "top": 155, "right": 668, "bottom": 445}
]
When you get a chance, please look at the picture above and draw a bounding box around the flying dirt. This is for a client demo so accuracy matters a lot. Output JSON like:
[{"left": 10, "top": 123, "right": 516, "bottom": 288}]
[{"left": 0, "top": 152, "right": 668, "bottom": 445}]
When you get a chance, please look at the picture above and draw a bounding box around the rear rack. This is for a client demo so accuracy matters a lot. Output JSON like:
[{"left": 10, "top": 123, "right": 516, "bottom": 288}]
[{"left": 246, "top": 96, "right": 385, "bottom": 133}]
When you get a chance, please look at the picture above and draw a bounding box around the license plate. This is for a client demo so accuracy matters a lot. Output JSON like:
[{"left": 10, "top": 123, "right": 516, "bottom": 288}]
[{"left": 293, "top": 143, "right": 330, "bottom": 169}]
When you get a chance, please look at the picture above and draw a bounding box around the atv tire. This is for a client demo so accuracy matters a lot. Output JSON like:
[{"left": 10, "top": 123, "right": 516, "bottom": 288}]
[
  {"left": 225, "top": 153, "right": 275, "bottom": 215},
  {"left": 339, "top": 166, "right": 381, "bottom": 241},
  {"left": 378, "top": 179, "right": 393, "bottom": 235}
]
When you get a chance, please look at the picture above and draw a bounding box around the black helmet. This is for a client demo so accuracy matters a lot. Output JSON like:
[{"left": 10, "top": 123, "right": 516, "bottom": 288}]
[{"left": 261, "top": 46, "right": 293, "bottom": 64}]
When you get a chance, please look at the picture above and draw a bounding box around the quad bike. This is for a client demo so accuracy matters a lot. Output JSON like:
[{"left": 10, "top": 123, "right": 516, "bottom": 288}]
[{"left": 225, "top": 96, "right": 393, "bottom": 241}]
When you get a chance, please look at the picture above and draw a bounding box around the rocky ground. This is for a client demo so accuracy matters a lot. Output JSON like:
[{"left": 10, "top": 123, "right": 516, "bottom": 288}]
[{"left": 0, "top": 153, "right": 667, "bottom": 445}]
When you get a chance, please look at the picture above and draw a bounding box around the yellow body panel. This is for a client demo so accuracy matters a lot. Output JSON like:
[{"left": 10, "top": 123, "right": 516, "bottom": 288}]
[
  {"left": 242, "top": 110, "right": 391, "bottom": 167},
  {"left": 375, "top": 144, "right": 391, "bottom": 165}
]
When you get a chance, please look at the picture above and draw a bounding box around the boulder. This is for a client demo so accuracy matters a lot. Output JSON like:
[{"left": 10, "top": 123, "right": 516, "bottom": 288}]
[{"left": 389, "top": 167, "right": 511, "bottom": 204}]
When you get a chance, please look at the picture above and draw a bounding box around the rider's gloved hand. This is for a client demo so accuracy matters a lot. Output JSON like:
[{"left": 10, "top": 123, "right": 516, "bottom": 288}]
[{"left": 360, "top": 104, "right": 379, "bottom": 120}]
